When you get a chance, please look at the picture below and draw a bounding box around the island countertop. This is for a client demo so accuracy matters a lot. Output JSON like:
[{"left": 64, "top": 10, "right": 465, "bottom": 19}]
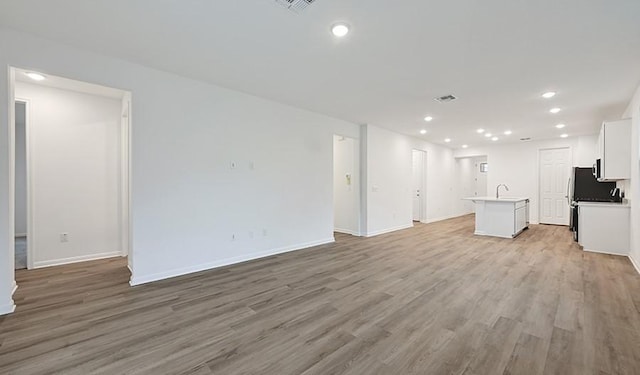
[{"left": 463, "top": 197, "right": 529, "bottom": 203}]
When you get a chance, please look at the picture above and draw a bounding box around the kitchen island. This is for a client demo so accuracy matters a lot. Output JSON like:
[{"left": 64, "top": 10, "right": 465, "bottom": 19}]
[{"left": 464, "top": 197, "right": 530, "bottom": 238}]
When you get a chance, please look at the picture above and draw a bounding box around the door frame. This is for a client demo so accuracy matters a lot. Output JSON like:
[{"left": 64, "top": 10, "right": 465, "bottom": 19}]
[
  {"left": 14, "top": 98, "right": 34, "bottom": 270},
  {"left": 412, "top": 149, "right": 427, "bottom": 222},
  {"left": 537, "top": 146, "right": 572, "bottom": 225},
  {"left": 7, "top": 66, "right": 133, "bottom": 296},
  {"left": 332, "top": 134, "right": 361, "bottom": 236}
]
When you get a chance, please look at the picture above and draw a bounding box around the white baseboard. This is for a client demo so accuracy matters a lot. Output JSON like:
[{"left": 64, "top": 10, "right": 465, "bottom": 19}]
[
  {"left": 0, "top": 300, "right": 16, "bottom": 316},
  {"left": 423, "top": 214, "right": 466, "bottom": 224},
  {"left": 334, "top": 227, "right": 361, "bottom": 236},
  {"left": 582, "top": 248, "right": 629, "bottom": 257},
  {"left": 473, "top": 231, "right": 513, "bottom": 239},
  {"left": 365, "top": 224, "right": 413, "bottom": 237},
  {"left": 629, "top": 254, "right": 640, "bottom": 275},
  {"left": 129, "top": 237, "right": 335, "bottom": 286},
  {"left": 33, "top": 251, "right": 123, "bottom": 269}
]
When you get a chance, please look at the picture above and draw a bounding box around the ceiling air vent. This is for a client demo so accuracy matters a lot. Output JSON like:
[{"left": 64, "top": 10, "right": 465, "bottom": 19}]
[
  {"left": 520, "top": 137, "right": 532, "bottom": 141},
  {"left": 434, "top": 94, "right": 457, "bottom": 103},
  {"left": 275, "top": 0, "right": 316, "bottom": 13}
]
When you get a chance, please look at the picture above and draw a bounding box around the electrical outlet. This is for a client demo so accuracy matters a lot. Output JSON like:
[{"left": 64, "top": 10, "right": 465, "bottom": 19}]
[
  {"left": 230, "top": 161, "right": 236, "bottom": 169},
  {"left": 231, "top": 233, "right": 236, "bottom": 241},
  {"left": 60, "top": 233, "right": 69, "bottom": 243}
]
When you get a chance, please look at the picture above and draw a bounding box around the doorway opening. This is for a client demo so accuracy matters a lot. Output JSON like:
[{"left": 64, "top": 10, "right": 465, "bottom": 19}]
[
  {"left": 412, "top": 149, "right": 427, "bottom": 222},
  {"left": 14, "top": 101, "right": 27, "bottom": 270},
  {"left": 333, "top": 135, "right": 361, "bottom": 236},
  {"left": 454, "top": 155, "right": 488, "bottom": 216},
  {"left": 9, "top": 67, "right": 132, "bottom": 302},
  {"left": 539, "top": 147, "right": 571, "bottom": 225}
]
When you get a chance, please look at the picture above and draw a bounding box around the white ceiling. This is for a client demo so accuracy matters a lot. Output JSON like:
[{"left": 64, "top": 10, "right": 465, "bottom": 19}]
[{"left": 1, "top": 0, "right": 639, "bottom": 148}]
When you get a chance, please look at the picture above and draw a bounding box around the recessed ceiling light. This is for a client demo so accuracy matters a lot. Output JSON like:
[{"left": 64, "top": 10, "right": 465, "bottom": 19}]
[
  {"left": 491, "top": 137, "right": 499, "bottom": 141},
  {"left": 504, "top": 130, "right": 512, "bottom": 135},
  {"left": 462, "top": 144, "right": 469, "bottom": 149},
  {"left": 424, "top": 116, "right": 433, "bottom": 122},
  {"left": 560, "top": 134, "right": 569, "bottom": 138},
  {"left": 331, "top": 23, "right": 350, "bottom": 37},
  {"left": 476, "top": 128, "right": 485, "bottom": 133},
  {"left": 555, "top": 123, "right": 566, "bottom": 129},
  {"left": 25, "top": 72, "right": 46, "bottom": 81},
  {"left": 419, "top": 129, "right": 427, "bottom": 135},
  {"left": 444, "top": 138, "right": 451, "bottom": 143},
  {"left": 485, "top": 133, "right": 492, "bottom": 138},
  {"left": 549, "top": 107, "right": 562, "bottom": 114},
  {"left": 542, "top": 91, "right": 556, "bottom": 99}
]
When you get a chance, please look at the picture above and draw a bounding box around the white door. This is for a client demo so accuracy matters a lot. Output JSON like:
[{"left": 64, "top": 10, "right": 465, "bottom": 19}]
[
  {"left": 475, "top": 157, "right": 488, "bottom": 198},
  {"left": 412, "top": 150, "right": 426, "bottom": 221},
  {"left": 539, "top": 148, "right": 571, "bottom": 225},
  {"left": 333, "top": 135, "right": 360, "bottom": 235},
  {"left": 455, "top": 158, "right": 475, "bottom": 214}
]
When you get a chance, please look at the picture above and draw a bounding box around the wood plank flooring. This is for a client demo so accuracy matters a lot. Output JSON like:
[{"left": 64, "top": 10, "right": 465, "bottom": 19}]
[{"left": 1, "top": 215, "right": 639, "bottom": 374}]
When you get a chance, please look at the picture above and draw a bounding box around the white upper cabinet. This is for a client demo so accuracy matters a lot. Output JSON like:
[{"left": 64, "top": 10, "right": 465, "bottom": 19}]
[{"left": 596, "top": 119, "right": 631, "bottom": 181}]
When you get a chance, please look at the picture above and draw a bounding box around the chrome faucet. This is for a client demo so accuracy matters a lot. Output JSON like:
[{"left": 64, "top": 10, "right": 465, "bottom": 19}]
[{"left": 496, "top": 184, "right": 509, "bottom": 199}]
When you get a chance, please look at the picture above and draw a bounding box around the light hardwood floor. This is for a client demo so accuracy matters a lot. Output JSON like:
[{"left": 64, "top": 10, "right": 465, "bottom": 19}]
[{"left": 1, "top": 215, "right": 639, "bottom": 374}]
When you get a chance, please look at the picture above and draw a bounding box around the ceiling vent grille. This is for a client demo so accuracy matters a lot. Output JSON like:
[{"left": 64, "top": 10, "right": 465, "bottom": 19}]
[
  {"left": 275, "top": 0, "right": 316, "bottom": 13},
  {"left": 434, "top": 94, "right": 457, "bottom": 103}
]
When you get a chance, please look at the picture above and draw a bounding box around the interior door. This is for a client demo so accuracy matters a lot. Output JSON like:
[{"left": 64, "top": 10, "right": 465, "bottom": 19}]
[
  {"left": 412, "top": 150, "right": 425, "bottom": 221},
  {"left": 475, "top": 157, "right": 488, "bottom": 198},
  {"left": 539, "top": 148, "right": 571, "bottom": 225},
  {"left": 455, "top": 157, "right": 475, "bottom": 214}
]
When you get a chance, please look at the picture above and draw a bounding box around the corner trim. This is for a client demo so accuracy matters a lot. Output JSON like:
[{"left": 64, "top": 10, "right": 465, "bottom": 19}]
[
  {"left": 629, "top": 254, "right": 640, "bottom": 275},
  {"left": 33, "top": 251, "right": 122, "bottom": 269},
  {"left": 0, "top": 301, "right": 16, "bottom": 316},
  {"left": 129, "top": 237, "right": 335, "bottom": 286},
  {"left": 334, "top": 228, "right": 361, "bottom": 236},
  {"left": 365, "top": 224, "right": 413, "bottom": 237},
  {"left": 11, "top": 281, "right": 17, "bottom": 296}
]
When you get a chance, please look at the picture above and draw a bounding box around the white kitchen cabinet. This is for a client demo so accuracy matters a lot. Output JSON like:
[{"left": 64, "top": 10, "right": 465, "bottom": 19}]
[
  {"left": 578, "top": 202, "right": 630, "bottom": 255},
  {"left": 515, "top": 201, "right": 528, "bottom": 234},
  {"left": 596, "top": 119, "right": 631, "bottom": 181},
  {"left": 464, "top": 197, "right": 530, "bottom": 238}
]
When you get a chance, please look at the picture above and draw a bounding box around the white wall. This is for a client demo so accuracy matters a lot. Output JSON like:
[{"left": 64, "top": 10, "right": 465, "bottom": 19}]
[
  {"left": 623, "top": 83, "right": 640, "bottom": 272},
  {"left": 0, "top": 27, "right": 362, "bottom": 313},
  {"left": 363, "top": 124, "right": 457, "bottom": 236},
  {"left": 333, "top": 135, "right": 359, "bottom": 235},
  {"left": 364, "top": 125, "right": 413, "bottom": 235},
  {"left": 15, "top": 82, "right": 122, "bottom": 267},
  {"left": 14, "top": 102, "right": 26, "bottom": 236},
  {"left": 454, "top": 135, "right": 597, "bottom": 224}
]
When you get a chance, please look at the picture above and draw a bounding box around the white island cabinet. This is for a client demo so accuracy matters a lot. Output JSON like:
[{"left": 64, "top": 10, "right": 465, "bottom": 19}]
[{"left": 464, "top": 197, "right": 530, "bottom": 238}]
